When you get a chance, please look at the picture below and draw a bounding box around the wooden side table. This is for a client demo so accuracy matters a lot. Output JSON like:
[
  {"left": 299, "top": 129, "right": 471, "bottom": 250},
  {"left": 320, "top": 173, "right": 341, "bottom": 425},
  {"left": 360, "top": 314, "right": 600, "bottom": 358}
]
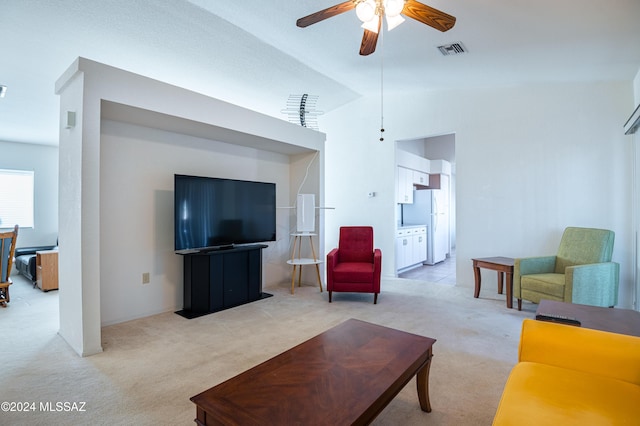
[
  {"left": 36, "top": 250, "right": 58, "bottom": 291},
  {"left": 472, "top": 257, "right": 514, "bottom": 308},
  {"left": 286, "top": 233, "right": 323, "bottom": 294},
  {"left": 536, "top": 300, "right": 640, "bottom": 337}
]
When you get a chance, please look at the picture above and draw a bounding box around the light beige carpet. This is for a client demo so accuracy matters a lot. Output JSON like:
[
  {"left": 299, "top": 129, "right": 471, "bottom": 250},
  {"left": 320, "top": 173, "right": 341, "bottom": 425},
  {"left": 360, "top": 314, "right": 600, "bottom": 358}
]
[{"left": 1, "top": 273, "right": 536, "bottom": 425}]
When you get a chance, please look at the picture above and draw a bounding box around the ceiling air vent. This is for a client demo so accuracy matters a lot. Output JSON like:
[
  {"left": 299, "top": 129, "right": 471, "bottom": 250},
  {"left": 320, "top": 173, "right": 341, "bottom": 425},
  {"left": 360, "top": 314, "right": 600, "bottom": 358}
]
[{"left": 437, "top": 42, "right": 467, "bottom": 56}]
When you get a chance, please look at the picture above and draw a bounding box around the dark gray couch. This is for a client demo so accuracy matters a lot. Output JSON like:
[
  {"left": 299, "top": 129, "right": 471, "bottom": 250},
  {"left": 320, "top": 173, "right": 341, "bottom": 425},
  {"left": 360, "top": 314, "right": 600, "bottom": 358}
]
[{"left": 15, "top": 245, "right": 56, "bottom": 283}]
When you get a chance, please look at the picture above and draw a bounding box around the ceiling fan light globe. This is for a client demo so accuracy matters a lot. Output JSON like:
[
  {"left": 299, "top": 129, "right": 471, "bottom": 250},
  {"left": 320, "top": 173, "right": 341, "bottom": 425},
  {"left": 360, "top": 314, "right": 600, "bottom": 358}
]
[
  {"left": 384, "top": 0, "right": 405, "bottom": 17},
  {"left": 385, "top": 13, "right": 405, "bottom": 30},
  {"left": 361, "top": 19, "right": 379, "bottom": 33},
  {"left": 356, "top": 0, "right": 377, "bottom": 22}
]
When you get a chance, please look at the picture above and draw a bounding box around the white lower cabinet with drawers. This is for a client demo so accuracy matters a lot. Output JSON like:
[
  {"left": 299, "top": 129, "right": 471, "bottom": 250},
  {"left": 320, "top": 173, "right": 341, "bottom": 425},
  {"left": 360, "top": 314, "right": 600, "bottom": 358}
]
[{"left": 396, "top": 226, "right": 427, "bottom": 271}]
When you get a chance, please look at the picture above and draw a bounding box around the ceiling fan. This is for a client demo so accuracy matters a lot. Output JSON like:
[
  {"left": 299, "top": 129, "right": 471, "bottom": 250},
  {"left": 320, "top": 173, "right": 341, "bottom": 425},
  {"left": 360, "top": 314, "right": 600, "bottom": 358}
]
[{"left": 297, "top": 0, "right": 456, "bottom": 56}]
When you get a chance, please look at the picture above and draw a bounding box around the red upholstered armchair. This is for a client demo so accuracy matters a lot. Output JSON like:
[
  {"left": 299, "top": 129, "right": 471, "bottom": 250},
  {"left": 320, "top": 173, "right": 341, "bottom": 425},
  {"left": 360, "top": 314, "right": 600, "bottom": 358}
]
[{"left": 326, "top": 226, "right": 382, "bottom": 304}]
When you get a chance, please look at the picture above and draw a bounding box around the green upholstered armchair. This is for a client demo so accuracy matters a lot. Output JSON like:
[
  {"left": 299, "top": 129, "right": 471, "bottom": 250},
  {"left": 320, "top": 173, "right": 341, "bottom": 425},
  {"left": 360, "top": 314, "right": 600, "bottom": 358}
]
[{"left": 514, "top": 227, "right": 619, "bottom": 311}]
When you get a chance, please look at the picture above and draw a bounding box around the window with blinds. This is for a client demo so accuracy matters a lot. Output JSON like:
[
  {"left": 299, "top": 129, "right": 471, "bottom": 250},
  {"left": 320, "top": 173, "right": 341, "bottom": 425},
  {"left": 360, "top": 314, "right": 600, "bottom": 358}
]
[{"left": 0, "top": 169, "right": 34, "bottom": 229}]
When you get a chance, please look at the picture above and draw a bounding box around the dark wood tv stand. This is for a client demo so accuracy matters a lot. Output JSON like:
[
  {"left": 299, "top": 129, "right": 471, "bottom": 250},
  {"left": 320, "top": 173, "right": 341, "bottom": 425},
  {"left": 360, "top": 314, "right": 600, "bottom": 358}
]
[{"left": 176, "top": 244, "right": 270, "bottom": 319}]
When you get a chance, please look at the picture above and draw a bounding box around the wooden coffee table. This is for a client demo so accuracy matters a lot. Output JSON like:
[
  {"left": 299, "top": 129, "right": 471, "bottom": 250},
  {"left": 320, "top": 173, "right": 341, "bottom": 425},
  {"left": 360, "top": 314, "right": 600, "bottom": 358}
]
[
  {"left": 190, "top": 318, "right": 436, "bottom": 425},
  {"left": 536, "top": 299, "right": 640, "bottom": 337},
  {"left": 472, "top": 257, "right": 515, "bottom": 308}
]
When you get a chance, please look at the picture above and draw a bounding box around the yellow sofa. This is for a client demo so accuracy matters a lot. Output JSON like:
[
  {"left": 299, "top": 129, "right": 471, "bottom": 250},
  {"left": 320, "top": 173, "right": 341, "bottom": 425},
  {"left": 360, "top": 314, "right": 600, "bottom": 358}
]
[{"left": 493, "top": 319, "right": 640, "bottom": 425}]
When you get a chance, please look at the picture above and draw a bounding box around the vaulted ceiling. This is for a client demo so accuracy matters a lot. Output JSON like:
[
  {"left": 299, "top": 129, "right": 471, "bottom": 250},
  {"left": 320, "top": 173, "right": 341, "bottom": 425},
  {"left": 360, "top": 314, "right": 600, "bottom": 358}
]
[{"left": 2, "top": 0, "right": 640, "bottom": 146}]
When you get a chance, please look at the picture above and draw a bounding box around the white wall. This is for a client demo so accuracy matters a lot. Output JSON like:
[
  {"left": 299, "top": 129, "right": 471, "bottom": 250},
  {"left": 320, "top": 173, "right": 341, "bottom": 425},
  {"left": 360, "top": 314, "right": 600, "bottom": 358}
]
[
  {"left": 0, "top": 141, "right": 58, "bottom": 247},
  {"left": 631, "top": 67, "right": 640, "bottom": 310},
  {"left": 322, "top": 104, "right": 397, "bottom": 262},
  {"left": 99, "top": 120, "right": 302, "bottom": 325},
  {"left": 322, "top": 81, "right": 636, "bottom": 308}
]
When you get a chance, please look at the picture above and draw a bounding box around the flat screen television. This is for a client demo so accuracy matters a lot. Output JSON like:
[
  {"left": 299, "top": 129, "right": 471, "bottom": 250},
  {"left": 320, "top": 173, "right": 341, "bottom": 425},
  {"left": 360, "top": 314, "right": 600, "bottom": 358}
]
[{"left": 174, "top": 174, "right": 276, "bottom": 253}]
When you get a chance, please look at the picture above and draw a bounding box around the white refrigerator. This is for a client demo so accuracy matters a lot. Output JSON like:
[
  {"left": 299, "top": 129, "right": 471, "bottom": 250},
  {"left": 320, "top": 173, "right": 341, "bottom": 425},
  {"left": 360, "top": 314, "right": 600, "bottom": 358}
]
[{"left": 402, "top": 176, "right": 450, "bottom": 265}]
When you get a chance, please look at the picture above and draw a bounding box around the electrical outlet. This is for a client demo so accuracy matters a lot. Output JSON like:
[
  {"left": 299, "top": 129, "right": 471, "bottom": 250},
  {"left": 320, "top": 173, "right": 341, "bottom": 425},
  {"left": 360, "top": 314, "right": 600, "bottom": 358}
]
[{"left": 142, "top": 272, "right": 150, "bottom": 284}]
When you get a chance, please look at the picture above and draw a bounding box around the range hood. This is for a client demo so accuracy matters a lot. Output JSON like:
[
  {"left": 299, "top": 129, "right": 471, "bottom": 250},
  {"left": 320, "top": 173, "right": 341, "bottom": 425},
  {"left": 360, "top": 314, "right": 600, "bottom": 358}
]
[{"left": 625, "top": 104, "right": 640, "bottom": 135}]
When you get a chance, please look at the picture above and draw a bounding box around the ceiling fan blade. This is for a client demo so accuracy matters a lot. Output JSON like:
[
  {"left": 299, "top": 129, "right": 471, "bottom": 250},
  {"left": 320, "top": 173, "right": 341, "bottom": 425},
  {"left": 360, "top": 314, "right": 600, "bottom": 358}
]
[
  {"left": 359, "top": 17, "right": 381, "bottom": 56},
  {"left": 297, "top": 1, "right": 356, "bottom": 28},
  {"left": 402, "top": 0, "right": 456, "bottom": 32}
]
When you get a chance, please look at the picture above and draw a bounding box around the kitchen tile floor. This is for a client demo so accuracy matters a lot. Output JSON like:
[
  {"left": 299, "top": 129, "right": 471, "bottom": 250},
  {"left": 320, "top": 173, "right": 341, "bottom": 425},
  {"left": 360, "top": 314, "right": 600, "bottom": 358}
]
[{"left": 398, "top": 249, "right": 456, "bottom": 285}]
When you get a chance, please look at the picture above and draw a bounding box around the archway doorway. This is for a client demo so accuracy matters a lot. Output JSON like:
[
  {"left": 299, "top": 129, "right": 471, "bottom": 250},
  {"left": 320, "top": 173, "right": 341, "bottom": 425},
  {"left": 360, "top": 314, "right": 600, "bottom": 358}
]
[{"left": 396, "top": 133, "right": 456, "bottom": 284}]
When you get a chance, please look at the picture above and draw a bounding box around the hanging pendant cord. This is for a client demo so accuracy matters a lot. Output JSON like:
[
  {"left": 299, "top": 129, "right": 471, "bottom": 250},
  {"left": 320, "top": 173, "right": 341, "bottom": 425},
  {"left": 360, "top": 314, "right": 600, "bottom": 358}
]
[{"left": 379, "top": 25, "right": 385, "bottom": 142}]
